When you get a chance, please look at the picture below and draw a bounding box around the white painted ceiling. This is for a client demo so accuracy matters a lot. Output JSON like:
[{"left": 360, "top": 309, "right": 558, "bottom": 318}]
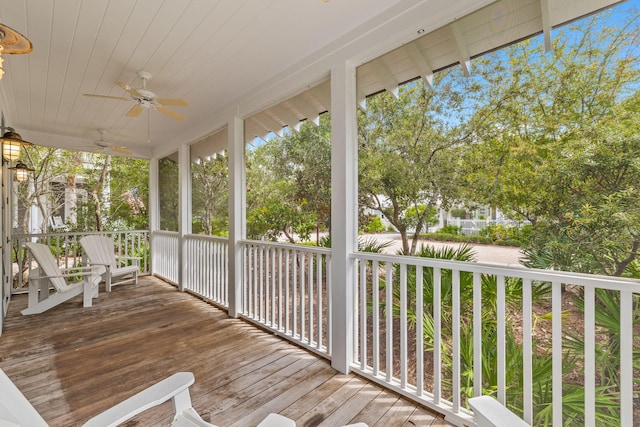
[{"left": 0, "top": 0, "right": 626, "bottom": 159}]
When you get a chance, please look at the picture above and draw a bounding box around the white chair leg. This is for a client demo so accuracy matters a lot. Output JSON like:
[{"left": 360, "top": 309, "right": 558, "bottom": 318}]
[{"left": 105, "top": 268, "right": 112, "bottom": 292}]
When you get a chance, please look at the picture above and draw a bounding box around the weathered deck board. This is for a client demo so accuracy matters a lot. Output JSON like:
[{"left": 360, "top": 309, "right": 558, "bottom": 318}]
[{"left": 0, "top": 277, "right": 450, "bottom": 427}]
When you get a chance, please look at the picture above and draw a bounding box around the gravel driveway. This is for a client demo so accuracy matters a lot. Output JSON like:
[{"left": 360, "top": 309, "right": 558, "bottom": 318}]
[{"left": 365, "top": 233, "right": 524, "bottom": 266}]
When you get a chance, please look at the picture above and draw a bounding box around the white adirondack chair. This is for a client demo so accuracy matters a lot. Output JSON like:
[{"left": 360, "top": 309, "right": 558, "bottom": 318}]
[
  {"left": 80, "top": 235, "right": 140, "bottom": 292},
  {"left": 21, "top": 242, "right": 100, "bottom": 316},
  {"left": 0, "top": 369, "right": 296, "bottom": 427}
]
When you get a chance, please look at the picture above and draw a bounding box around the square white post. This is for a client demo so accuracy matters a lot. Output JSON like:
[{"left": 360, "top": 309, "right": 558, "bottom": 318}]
[
  {"left": 330, "top": 60, "right": 358, "bottom": 374},
  {"left": 178, "top": 144, "right": 192, "bottom": 291},
  {"left": 228, "top": 116, "right": 246, "bottom": 317},
  {"left": 148, "top": 157, "right": 160, "bottom": 276}
]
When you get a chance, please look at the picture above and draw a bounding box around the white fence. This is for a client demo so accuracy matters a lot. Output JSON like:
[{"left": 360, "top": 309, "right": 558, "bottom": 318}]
[{"left": 444, "top": 218, "right": 530, "bottom": 236}]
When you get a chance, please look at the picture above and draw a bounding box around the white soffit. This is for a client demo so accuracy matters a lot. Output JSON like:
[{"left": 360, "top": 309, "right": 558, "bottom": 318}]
[
  {"left": 200, "top": 0, "right": 624, "bottom": 156},
  {"left": 190, "top": 128, "right": 228, "bottom": 163},
  {"left": 358, "top": 0, "right": 625, "bottom": 98}
]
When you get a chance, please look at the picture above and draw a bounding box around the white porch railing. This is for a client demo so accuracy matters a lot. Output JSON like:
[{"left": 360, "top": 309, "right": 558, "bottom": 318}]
[
  {"left": 145, "top": 236, "right": 640, "bottom": 426},
  {"left": 352, "top": 252, "right": 640, "bottom": 427},
  {"left": 151, "top": 231, "right": 179, "bottom": 284},
  {"left": 183, "top": 234, "right": 228, "bottom": 307},
  {"left": 11, "top": 230, "right": 149, "bottom": 292},
  {"left": 240, "top": 240, "right": 332, "bottom": 359}
]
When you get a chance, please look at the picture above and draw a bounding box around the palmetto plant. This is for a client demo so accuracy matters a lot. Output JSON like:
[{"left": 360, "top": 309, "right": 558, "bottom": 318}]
[{"left": 381, "top": 243, "right": 627, "bottom": 426}]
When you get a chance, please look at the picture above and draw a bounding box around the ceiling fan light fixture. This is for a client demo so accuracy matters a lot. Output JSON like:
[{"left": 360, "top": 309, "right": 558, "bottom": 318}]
[
  {"left": 0, "top": 24, "right": 33, "bottom": 80},
  {"left": 84, "top": 70, "right": 188, "bottom": 122}
]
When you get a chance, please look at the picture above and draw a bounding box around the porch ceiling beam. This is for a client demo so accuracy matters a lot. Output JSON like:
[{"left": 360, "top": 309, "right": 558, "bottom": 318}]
[
  {"left": 367, "top": 60, "right": 400, "bottom": 99},
  {"left": 247, "top": 116, "right": 273, "bottom": 139},
  {"left": 288, "top": 96, "right": 320, "bottom": 126},
  {"left": 269, "top": 105, "right": 302, "bottom": 132},
  {"left": 541, "top": 0, "right": 552, "bottom": 52},
  {"left": 244, "top": 118, "right": 269, "bottom": 143},
  {"left": 404, "top": 41, "right": 434, "bottom": 89},
  {"left": 449, "top": 21, "right": 471, "bottom": 77},
  {"left": 308, "top": 83, "right": 331, "bottom": 113},
  {"left": 253, "top": 112, "right": 285, "bottom": 137},
  {"left": 357, "top": 89, "right": 367, "bottom": 111}
]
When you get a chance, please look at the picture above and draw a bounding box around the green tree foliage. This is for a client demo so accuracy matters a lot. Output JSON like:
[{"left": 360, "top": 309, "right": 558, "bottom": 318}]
[
  {"left": 462, "top": 11, "right": 640, "bottom": 276},
  {"left": 246, "top": 116, "right": 331, "bottom": 243},
  {"left": 159, "top": 156, "right": 179, "bottom": 231},
  {"left": 358, "top": 73, "right": 476, "bottom": 256},
  {"left": 14, "top": 146, "right": 74, "bottom": 232},
  {"left": 192, "top": 153, "right": 228, "bottom": 236},
  {"left": 14, "top": 147, "right": 148, "bottom": 233},
  {"left": 107, "top": 156, "right": 149, "bottom": 230}
]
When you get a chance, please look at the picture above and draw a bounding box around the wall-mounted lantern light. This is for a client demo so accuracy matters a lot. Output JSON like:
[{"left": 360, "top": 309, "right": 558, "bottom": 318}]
[
  {"left": 8, "top": 160, "right": 34, "bottom": 182},
  {"left": 1, "top": 130, "right": 34, "bottom": 162}
]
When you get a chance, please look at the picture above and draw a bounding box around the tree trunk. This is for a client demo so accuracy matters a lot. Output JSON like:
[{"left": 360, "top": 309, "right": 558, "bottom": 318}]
[
  {"left": 67, "top": 175, "right": 77, "bottom": 225},
  {"left": 90, "top": 156, "right": 111, "bottom": 231}
]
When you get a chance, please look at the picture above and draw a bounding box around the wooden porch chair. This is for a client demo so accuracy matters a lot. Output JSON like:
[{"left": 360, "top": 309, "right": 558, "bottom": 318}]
[
  {"left": 21, "top": 242, "right": 100, "bottom": 316},
  {"left": 0, "top": 369, "right": 296, "bottom": 427},
  {"left": 80, "top": 235, "right": 140, "bottom": 292}
]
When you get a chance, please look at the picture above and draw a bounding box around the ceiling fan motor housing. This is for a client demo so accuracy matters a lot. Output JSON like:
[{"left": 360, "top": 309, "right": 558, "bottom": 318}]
[{"left": 134, "top": 89, "right": 157, "bottom": 106}]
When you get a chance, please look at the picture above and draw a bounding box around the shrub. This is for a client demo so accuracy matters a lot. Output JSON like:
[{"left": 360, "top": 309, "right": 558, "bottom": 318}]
[
  {"left": 364, "top": 216, "right": 386, "bottom": 233},
  {"left": 450, "top": 208, "right": 467, "bottom": 219},
  {"left": 438, "top": 224, "right": 461, "bottom": 235},
  {"left": 420, "top": 232, "right": 494, "bottom": 245}
]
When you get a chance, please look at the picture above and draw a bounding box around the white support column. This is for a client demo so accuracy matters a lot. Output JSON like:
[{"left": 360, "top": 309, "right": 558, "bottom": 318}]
[
  {"left": 1, "top": 162, "right": 8, "bottom": 334},
  {"left": 148, "top": 158, "right": 160, "bottom": 231},
  {"left": 228, "top": 116, "right": 246, "bottom": 317},
  {"left": 148, "top": 158, "right": 159, "bottom": 276},
  {"left": 330, "top": 60, "right": 358, "bottom": 374},
  {"left": 178, "top": 144, "right": 192, "bottom": 292}
]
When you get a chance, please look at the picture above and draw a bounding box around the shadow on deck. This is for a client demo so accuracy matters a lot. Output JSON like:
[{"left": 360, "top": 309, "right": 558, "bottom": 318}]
[{"left": 0, "top": 276, "right": 450, "bottom": 427}]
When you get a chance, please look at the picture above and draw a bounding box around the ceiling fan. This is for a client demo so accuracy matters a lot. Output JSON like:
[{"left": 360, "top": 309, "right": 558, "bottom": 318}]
[
  {"left": 91, "top": 129, "right": 132, "bottom": 156},
  {"left": 84, "top": 70, "right": 188, "bottom": 122}
]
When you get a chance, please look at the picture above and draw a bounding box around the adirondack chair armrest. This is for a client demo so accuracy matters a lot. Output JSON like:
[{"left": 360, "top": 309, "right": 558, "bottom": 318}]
[
  {"left": 116, "top": 256, "right": 141, "bottom": 266},
  {"left": 59, "top": 265, "right": 99, "bottom": 273},
  {"left": 81, "top": 261, "right": 110, "bottom": 266},
  {"left": 35, "top": 266, "right": 100, "bottom": 281},
  {"left": 82, "top": 372, "right": 209, "bottom": 427}
]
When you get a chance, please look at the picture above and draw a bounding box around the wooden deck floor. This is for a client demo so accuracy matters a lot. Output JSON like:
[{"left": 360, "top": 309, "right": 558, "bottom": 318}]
[{"left": 0, "top": 276, "right": 450, "bottom": 427}]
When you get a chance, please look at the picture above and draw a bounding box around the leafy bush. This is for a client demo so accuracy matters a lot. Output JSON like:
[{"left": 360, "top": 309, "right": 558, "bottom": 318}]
[
  {"left": 479, "top": 224, "right": 531, "bottom": 246},
  {"left": 419, "top": 232, "right": 494, "bottom": 245},
  {"left": 364, "top": 216, "right": 386, "bottom": 233},
  {"left": 438, "top": 224, "right": 461, "bottom": 235},
  {"left": 450, "top": 208, "right": 467, "bottom": 219}
]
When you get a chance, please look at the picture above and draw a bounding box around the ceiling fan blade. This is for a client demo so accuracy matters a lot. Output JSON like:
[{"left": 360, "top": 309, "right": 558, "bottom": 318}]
[
  {"left": 157, "top": 98, "right": 188, "bottom": 107},
  {"left": 126, "top": 105, "right": 144, "bottom": 118},
  {"left": 115, "top": 81, "right": 142, "bottom": 98},
  {"left": 109, "top": 146, "right": 132, "bottom": 156},
  {"left": 83, "top": 93, "right": 129, "bottom": 101},
  {"left": 156, "top": 106, "right": 186, "bottom": 121}
]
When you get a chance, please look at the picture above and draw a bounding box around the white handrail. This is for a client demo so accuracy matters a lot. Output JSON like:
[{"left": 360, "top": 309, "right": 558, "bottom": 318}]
[{"left": 351, "top": 251, "right": 640, "bottom": 426}]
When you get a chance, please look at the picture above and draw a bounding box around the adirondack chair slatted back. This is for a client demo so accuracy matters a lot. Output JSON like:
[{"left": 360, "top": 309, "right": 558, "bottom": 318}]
[
  {"left": 80, "top": 236, "right": 118, "bottom": 271},
  {"left": 25, "top": 242, "right": 74, "bottom": 293}
]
